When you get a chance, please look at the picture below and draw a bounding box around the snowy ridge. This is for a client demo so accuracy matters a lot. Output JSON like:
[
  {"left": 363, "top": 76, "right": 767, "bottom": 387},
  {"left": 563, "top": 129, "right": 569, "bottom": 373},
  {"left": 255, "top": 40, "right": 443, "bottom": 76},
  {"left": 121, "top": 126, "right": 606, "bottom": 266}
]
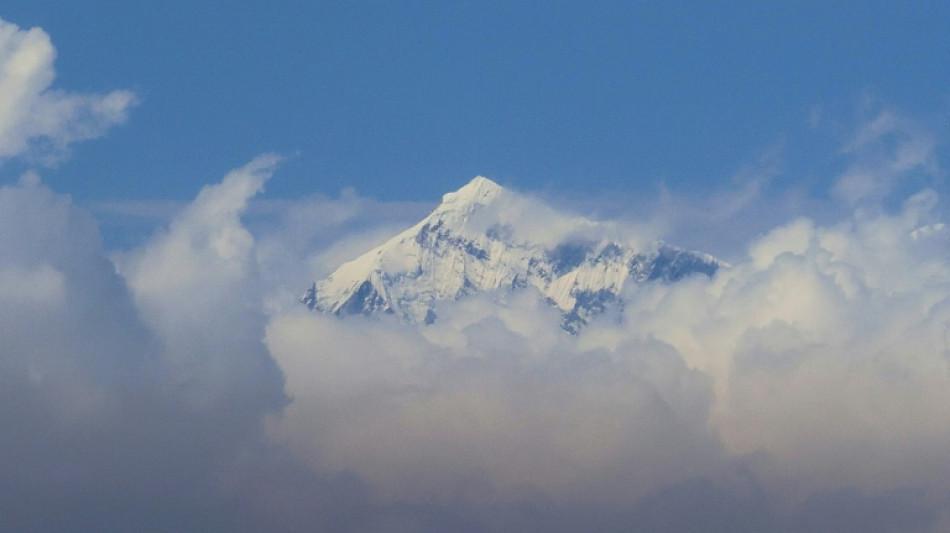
[{"left": 302, "top": 177, "right": 719, "bottom": 332}]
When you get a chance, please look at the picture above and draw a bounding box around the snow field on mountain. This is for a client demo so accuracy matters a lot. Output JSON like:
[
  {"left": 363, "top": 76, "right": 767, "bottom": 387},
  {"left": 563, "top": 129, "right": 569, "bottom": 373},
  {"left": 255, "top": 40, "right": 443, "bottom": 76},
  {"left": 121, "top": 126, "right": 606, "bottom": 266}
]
[{"left": 306, "top": 177, "right": 718, "bottom": 331}]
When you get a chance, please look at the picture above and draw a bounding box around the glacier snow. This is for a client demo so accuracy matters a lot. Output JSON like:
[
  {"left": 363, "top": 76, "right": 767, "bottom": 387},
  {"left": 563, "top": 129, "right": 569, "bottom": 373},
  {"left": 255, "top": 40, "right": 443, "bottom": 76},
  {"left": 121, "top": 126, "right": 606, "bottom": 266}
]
[{"left": 302, "top": 176, "right": 718, "bottom": 332}]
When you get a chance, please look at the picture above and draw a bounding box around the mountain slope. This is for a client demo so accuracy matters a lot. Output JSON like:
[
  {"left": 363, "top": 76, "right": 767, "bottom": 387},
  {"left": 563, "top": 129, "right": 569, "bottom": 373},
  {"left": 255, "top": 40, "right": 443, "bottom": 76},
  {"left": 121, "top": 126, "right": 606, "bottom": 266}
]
[{"left": 302, "top": 177, "right": 718, "bottom": 332}]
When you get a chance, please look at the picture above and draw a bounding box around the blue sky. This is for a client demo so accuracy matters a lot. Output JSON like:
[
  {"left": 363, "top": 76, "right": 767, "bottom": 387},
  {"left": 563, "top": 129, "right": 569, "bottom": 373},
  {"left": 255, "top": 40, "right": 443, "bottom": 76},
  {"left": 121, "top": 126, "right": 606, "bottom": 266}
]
[{"left": 2, "top": 1, "right": 947, "bottom": 210}]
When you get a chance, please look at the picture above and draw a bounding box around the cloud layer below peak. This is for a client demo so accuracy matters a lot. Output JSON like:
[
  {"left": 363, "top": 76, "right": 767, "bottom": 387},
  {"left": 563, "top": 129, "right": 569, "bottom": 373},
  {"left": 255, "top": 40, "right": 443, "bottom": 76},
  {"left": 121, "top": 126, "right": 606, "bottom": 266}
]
[{"left": 5, "top": 142, "right": 950, "bottom": 530}]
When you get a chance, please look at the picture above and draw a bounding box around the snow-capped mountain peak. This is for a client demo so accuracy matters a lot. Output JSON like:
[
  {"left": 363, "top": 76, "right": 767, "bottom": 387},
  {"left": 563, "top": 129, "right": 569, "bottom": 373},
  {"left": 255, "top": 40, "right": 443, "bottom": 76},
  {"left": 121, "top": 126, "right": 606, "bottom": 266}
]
[
  {"left": 439, "top": 175, "right": 504, "bottom": 211},
  {"left": 303, "top": 177, "right": 719, "bottom": 332}
]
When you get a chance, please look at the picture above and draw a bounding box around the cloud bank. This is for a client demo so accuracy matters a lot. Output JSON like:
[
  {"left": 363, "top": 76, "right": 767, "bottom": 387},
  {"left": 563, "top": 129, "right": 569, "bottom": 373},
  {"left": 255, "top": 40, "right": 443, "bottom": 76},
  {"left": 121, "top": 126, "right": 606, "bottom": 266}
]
[{"left": 6, "top": 118, "right": 950, "bottom": 530}]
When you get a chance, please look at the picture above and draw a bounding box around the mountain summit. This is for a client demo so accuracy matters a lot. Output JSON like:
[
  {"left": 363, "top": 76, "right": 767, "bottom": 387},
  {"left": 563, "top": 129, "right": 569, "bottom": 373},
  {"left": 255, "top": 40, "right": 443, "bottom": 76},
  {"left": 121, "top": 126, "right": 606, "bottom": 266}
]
[{"left": 302, "top": 177, "right": 718, "bottom": 332}]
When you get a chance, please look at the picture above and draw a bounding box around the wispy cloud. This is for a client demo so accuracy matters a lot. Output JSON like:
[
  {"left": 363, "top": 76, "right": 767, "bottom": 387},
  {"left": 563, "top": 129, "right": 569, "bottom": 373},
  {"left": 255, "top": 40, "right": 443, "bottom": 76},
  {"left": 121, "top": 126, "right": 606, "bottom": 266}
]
[
  {"left": 0, "top": 17, "right": 135, "bottom": 164},
  {"left": 833, "top": 104, "right": 939, "bottom": 206}
]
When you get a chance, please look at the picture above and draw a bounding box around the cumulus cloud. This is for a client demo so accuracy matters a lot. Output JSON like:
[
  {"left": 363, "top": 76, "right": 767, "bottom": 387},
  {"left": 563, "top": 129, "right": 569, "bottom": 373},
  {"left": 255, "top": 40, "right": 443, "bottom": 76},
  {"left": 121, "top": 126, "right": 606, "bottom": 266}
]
[
  {"left": 620, "top": 194, "right": 950, "bottom": 498},
  {"left": 257, "top": 109, "right": 950, "bottom": 530},
  {"left": 261, "top": 175, "right": 950, "bottom": 530},
  {"left": 269, "top": 192, "right": 950, "bottom": 504},
  {"left": 0, "top": 17, "right": 135, "bottom": 163},
  {"left": 116, "top": 154, "right": 288, "bottom": 411},
  {"left": 0, "top": 165, "right": 374, "bottom": 532},
  {"left": 266, "top": 298, "right": 721, "bottom": 506},
  {"left": 247, "top": 143, "right": 950, "bottom": 533},
  {"left": 7, "top": 139, "right": 950, "bottom": 530}
]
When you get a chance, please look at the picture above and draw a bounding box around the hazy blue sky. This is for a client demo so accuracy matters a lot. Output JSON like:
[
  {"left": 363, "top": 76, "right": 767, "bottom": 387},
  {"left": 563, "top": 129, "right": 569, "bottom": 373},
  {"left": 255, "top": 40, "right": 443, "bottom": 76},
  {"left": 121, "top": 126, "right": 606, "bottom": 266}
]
[{"left": 2, "top": 1, "right": 947, "bottom": 206}]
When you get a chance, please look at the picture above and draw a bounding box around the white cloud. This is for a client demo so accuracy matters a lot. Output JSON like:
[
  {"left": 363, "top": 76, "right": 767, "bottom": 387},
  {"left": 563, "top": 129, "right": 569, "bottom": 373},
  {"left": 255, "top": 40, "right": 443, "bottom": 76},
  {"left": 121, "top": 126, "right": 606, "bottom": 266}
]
[
  {"left": 617, "top": 188, "right": 950, "bottom": 503},
  {"left": 833, "top": 107, "right": 939, "bottom": 206},
  {"left": 266, "top": 301, "right": 721, "bottom": 505},
  {"left": 251, "top": 190, "right": 432, "bottom": 315},
  {"left": 116, "top": 154, "right": 286, "bottom": 409},
  {"left": 6, "top": 147, "right": 950, "bottom": 530},
  {"left": 0, "top": 263, "right": 65, "bottom": 307},
  {"left": 260, "top": 169, "right": 950, "bottom": 527},
  {"left": 256, "top": 110, "right": 950, "bottom": 530},
  {"left": 0, "top": 17, "right": 135, "bottom": 163},
  {"left": 0, "top": 161, "right": 376, "bottom": 532}
]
